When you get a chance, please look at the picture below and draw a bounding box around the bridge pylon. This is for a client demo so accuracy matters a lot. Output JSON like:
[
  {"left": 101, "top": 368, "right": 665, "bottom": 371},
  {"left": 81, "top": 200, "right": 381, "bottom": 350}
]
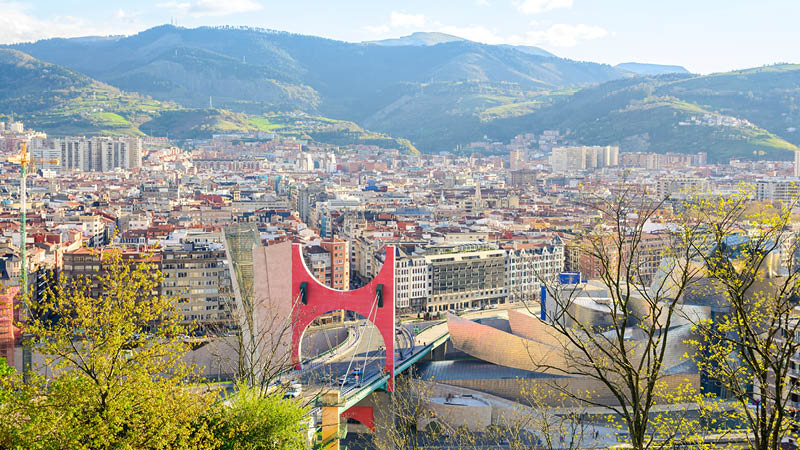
[{"left": 290, "top": 244, "right": 396, "bottom": 391}]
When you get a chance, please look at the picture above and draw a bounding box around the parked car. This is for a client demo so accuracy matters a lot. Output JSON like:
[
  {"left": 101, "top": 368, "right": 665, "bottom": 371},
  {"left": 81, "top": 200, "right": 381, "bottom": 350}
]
[{"left": 283, "top": 383, "right": 302, "bottom": 399}]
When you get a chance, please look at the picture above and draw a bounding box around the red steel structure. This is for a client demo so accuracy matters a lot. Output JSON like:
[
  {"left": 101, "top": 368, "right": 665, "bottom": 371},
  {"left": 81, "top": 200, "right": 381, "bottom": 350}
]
[
  {"left": 341, "top": 406, "right": 375, "bottom": 431},
  {"left": 291, "top": 244, "right": 396, "bottom": 391},
  {"left": 0, "top": 286, "right": 20, "bottom": 366}
]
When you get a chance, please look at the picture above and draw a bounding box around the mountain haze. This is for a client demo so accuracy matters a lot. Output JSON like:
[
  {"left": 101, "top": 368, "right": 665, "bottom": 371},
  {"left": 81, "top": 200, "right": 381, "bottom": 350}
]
[
  {"left": 490, "top": 67, "right": 800, "bottom": 161},
  {"left": 364, "top": 32, "right": 467, "bottom": 46},
  {"left": 366, "top": 32, "right": 556, "bottom": 57},
  {"left": 3, "top": 25, "right": 799, "bottom": 161},
  {"left": 5, "top": 25, "right": 627, "bottom": 137},
  {"left": 615, "top": 62, "right": 690, "bottom": 75}
]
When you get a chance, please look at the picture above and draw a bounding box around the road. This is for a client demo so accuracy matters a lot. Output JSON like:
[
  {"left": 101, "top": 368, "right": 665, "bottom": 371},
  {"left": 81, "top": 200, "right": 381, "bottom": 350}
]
[
  {"left": 295, "top": 319, "right": 420, "bottom": 397},
  {"left": 293, "top": 303, "right": 537, "bottom": 402}
]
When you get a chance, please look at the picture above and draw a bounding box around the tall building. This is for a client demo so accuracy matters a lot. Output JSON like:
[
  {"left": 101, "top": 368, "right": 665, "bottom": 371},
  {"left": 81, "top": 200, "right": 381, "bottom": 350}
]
[
  {"left": 29, "top": 136, "right": 142, "bottom": 172},
  {"left": 550, "top": 145, "right": 619, "bottom": 172},
  {"left": 794, "top": 151, "right": 800, "bottom": 178},
  {"left": 304, "top": 237, "right": 350, "bottom": 291},
  {"left": 161, "top": 242, "right": 233, "bottom": 327},
  {"left": 320, "top": 237, "right": 350, "bottom": 291},
  {"left": 425, "top": 249, "right": 507, "bottom": 313},
  {"left": 509, "top": 149, "right": 526, "bottom": 171}
]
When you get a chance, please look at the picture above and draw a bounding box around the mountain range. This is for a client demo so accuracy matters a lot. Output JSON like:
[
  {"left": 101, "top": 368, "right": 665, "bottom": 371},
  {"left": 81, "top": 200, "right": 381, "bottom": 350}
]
[{"left": 1, "top": 25, "right": 798, "bottom": 161}]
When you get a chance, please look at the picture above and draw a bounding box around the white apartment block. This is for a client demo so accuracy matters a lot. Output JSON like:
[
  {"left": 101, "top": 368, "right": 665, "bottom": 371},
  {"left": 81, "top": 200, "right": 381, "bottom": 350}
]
[
  {"left": 656, "top": 175, "right": 711, "bottom": 199},
  {"left": 30, "top": 136, "right": 142, "bottom": 172},
  {"left": 395, "top": 255, "right": 430, "bottom": 310},
  {"left": 549, "top": 145, "right": 619, "bottom": 172},
  {"left": 756, "top": 179, "right": 800, "bottom": 204},
  {"left": 505, "top": 239, "right": 565, "bottom": 303}
]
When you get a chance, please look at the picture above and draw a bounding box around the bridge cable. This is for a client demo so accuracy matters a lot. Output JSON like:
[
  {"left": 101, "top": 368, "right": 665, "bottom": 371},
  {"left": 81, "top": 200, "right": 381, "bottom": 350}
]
[{"left": 340, "top": 292, "right": 379, "bottom": 391}]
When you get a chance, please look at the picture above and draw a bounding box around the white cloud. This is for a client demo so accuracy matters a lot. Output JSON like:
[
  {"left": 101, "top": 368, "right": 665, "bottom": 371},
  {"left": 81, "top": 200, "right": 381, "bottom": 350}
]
[
  {"left": 364, "top": 11, "right": 426, "bottom": 36},
  {"left": 522, "top": 23, "right": 608, "bottom": 47},
  {"left": 0, "top": 2, "right": 141, "bottom": 43},
  {"left": 389, "top": 11, "right": 426, "bottom": 28},
  {"left": 435, "top": 25, "right": 506, "bottom": 45},
  {"left": 158, "top": 0, "right": 262, "bottom": 17},
  {"left": 515, "top": 0, "right": 573, "bottom": 14},
  {"left": 476, "top": 0, "right": 491, "bottom": 6}
]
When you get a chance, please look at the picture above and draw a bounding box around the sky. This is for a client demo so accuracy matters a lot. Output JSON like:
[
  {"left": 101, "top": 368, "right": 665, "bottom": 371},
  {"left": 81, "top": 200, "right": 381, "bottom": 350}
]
[{"left": 1, "top": 0, "right": 798, "bottom": 74}]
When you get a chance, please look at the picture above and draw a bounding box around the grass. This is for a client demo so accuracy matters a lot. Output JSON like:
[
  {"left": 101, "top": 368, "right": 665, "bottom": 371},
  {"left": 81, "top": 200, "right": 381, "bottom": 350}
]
[
  {"left": 247, "top": 116, "right": 283, "bottom": 131},
  {"left": 94, "top": 112, "right": 131, "bottom": 128},
  {"left": 747, "top": 133, "right": 798, "bottom": 151},
  {"left": 481, "top": 100, "right": 542, "bottom": 120}
]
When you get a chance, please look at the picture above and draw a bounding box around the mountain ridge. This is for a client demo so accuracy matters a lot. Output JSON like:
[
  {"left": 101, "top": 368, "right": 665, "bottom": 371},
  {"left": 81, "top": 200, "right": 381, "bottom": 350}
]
[
  {"left": 2, "top": 26, "right": 799, "bottom": 161},
  {"left": 4, "top": 25, "right": 629, "bottom": 119}
]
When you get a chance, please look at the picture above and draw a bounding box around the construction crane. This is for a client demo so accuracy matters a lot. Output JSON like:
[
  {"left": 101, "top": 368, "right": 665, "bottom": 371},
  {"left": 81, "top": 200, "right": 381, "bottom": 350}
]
[{"left": 6, "top": 142, "right": 59, "bottom": 379}]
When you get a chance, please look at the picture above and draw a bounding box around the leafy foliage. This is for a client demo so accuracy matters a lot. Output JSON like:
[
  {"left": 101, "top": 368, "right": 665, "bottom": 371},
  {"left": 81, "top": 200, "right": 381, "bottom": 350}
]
[
  {"left": 210, "top": 384, "right": 309, "bottom": 450},
  {"left": 684, "top": 186, "right": 800, "bottom": 450},
  {"left": 0, "top": 250, "right": 217, "bottom": 449}
]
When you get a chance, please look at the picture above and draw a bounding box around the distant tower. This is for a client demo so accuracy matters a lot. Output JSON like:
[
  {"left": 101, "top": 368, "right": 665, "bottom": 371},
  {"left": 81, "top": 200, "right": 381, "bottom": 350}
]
[
  {"left": 209, "top": 96, "right": 213, "bottom": 109},
  {"left": 794, "top": 151, "right": 800, "bottom": 177},
  {"left": 474, "top": 181, "right": 483, "bottom": 212}
]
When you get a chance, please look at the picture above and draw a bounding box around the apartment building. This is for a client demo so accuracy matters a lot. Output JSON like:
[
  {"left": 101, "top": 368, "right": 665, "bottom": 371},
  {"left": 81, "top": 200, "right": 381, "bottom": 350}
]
[
  {"left": 161, "top": 242, "right": 233, "bottom": 327},
  {"left": 656, "top": 175, "right": 710, "bottom": 198},
  {"left": 62, "top": 248, "right": 162, "bottom": 298},
  {"left": 425, "top": 249, "right": 507, "bottom": 313},
  {"left": 395, "top": 252, "right": 429, "bottom": 311},
  {"left": 505, "top": 239, "right": 565, "bottom": 303},
  {"left": 304, "top": 237, "right": 350, "bottom": 291},
  {"left": 550, "top": 145, "right": 619, "bottom": 172},
  {"left": 30, "top": 136, "right": 142, "bottom": 172},
  {"left": 320, "top": 237, "right": 349, "bottom": 291},
  {"left": 756, "top": 179, "right": 800, "bottom": 204},
  {"left": 63, "top": 244, "right": 233, "bottom": 328}
]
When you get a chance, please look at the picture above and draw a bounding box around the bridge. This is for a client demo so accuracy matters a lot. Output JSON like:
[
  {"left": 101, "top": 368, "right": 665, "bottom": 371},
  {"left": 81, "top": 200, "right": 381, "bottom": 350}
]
[
  {"left": 287, "top": 242, "right": 451, "bottom": 448},
  {"left": 222, "top": 228, "right": 509, "bottom": 449}
]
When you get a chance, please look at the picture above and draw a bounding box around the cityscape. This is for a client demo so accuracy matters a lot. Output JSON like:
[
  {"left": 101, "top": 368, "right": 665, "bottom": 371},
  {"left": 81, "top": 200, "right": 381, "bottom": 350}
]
[{"left": 0, "top": 2, "right": 800, "bottom": 450}]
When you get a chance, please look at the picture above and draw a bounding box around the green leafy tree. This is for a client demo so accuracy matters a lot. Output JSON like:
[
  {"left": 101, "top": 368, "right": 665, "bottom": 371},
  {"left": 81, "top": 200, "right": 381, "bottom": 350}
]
[
  {"left": 533, "top": 185, "right": 731, "bottom": 450},
  {"left": 0, "top": 249, "right": 217, "bottom": 450},
  {"left": 685, "top": 187, "right": 800, "bottom": 450},
  {"left": 211, "top": 384, "right": 309, "bottom": 450}
]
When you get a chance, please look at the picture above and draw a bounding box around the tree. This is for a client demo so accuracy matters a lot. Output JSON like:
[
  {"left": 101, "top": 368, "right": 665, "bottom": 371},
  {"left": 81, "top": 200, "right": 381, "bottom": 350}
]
[
  {"left": 0, "top": 249, "right": 217, "bottom": 450},
  {"left": 212, "top": 229, "right": 298, "bottom": 392},
  {"left": 370, "top": 372, "right": 484, "bottom": 450},
  {"left": 531, "top": 185, "right": 720, "bottom": 450},
  {"left": 208, "top": 285, "right": 296, "bottom": 391},
  {"left": 686, "top": 187, "right": 800, "bottom": 450},
  {"left": 486, "top": 380, "right": 594, "bottom": 450},
  {"left": 211, "top": 384, "right": 309, "bottom": 450}
]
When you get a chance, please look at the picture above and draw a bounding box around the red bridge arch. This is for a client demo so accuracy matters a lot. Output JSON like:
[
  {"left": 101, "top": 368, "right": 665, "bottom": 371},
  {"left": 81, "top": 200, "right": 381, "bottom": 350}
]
[{"left": 291, "top": 244, "right": 395, "bottom": 390}]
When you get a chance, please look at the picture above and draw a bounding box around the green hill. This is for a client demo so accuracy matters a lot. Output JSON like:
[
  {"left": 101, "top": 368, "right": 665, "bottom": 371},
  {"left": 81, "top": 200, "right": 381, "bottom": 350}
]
[
  {"left": 0, "top": 48, "right": 179, "bottom": 136},
  {"left": 0, "top": 49, "right": 416, "bottom": 152},
  {"left": 4, "top": 26, "right": 800, "bottom": 161},
  {"left": 489, "top": 68, "right": 800, "bottom": 162},
  {"left": 5, "top": 25, "right": 627, "bottom": 147}
]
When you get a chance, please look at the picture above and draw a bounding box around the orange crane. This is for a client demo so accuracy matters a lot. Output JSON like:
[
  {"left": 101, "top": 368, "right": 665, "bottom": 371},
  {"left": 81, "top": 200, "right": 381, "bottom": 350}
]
[{"left": 6, "top": 142, "right": 59, "bottom": 378}]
